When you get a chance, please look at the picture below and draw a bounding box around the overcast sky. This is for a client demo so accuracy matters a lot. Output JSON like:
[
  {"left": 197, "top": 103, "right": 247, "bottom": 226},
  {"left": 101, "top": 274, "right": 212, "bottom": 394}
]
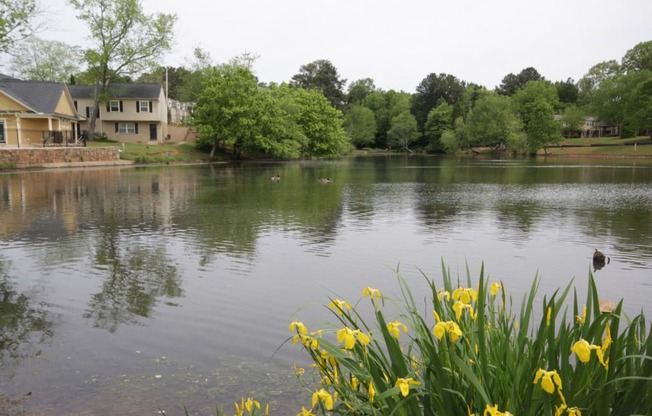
[{"left": 42, "top": 0, "right": 652, "bottom": 92}]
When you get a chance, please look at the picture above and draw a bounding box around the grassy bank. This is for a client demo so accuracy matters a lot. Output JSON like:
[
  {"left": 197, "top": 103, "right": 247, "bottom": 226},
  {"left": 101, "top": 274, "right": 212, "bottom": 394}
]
[
  {"left": 539, "top": 136, "right": 652, "bottom": 157},
  {"left": 89, "top": 140, "right": 212, "bottom": 163}
]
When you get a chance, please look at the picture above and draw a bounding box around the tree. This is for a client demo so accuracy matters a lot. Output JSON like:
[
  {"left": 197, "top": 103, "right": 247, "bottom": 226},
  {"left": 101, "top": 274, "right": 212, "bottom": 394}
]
[
  {"left": 0, "top": 0, "right": 39, "bottom": 54},
  {"left": 69, "top": 0, "right": 176, "bottom": 138},
  {"left": 554, "top": 78, "right": 579, "bottom": 107},
  {"left": 387, "top": 111, "right": 418, "bottom": 151},
  {"left": 621, "top": 40, "right": 652, "bottom": 73},
  {"left": 558, "top": 105, "right": 586, "bottom": 138},
  {"left": 291, "top": 59, "right": 346, "bottom": 109},
  {"left": 466, "top": 93, "right": 522, "bottom": 148},
  {"left": 624, "top": 75, "right": 652, "bottom": 136},
  {"left": 496, "top": 67, "right": 545, "bottom": 96},
  {"left": 8, "top": 37, "right": 82, "bottom": 82},
  {"left": 412, "top": 73, "right": 466, "bottom": 131},
  {"left": 137, "top": 66, "right": 192, "bottom": 101},
  {"left": 193, "top": 66, "right": 302, "bottom": 160},
  {"left": 347, "top": 78, "right": 376, "bottom": 104},
  {"left": 424, "top": 103, "right": 453, "bottom": 151},
  {"left": 578, "top": 60, "right": 622, "bottom": 107},
  {"left": 344, "top": 104, "right": 376, "bottom": 148},
  {"left": 513, "top": 81, "right": 561, "bottom": 153}
]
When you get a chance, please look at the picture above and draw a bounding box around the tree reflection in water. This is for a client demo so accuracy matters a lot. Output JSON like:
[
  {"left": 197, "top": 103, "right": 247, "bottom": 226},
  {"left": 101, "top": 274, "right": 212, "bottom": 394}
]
[
  {"left": 84, "top": 230, "right": 183, "bottom": 333},
  {"left": 0, "top": 260, "right": 54, "bottom": 376}
]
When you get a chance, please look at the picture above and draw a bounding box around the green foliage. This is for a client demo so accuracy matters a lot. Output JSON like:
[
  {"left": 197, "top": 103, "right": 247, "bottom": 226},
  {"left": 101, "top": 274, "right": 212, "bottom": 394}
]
[
  {"left": 344, "top": 104, "right": 376, "bottom": 148},
  {"left": 624, "top": 75, "right": 652, "bottom": 134},
  {"left": 439, "top": 129, "right": 459, "bottom": 153},
  {"left": 291, "top": 59, "right": 347, "bottom": 110},
  {"left": 577, "top": 60, "right": 623, "bottom": 107},
  {"left": 559, "top": 105, "right": 586, "bottom": 137},
  {"left": 496, "top": 67, "right": 545, "bottom": 96},
  {"left": 466, "top": 93, "right": 522, "bottom": 149},
  {"left": 621, "top": 40, "right": 652, "bottom": 73},
  {"left": 412, "top": 73, "right": 466, "bottom": 131},
  {"left": 0, "top": 0, "right": 37, "bottom": 54},
  {"left": 347, "top": 78, "right": 376, "bottom": 105},
  {"left": 424, "top": 103, "right": 453, "bottom": 152},
  {"left": 513, "top": 81, "right": 561, "bottom": 153},
  {"left": 286, "top": 264, "right": 651, "bottom": 415},
  {"left": 387, "top": 111, "right": 418, "bottom": 151},
  {"left": 8, "top": 37, "right": 82, "bottom": 82},
  {"left": 554, "top": 78, "right": 579, "bottom": 107}
]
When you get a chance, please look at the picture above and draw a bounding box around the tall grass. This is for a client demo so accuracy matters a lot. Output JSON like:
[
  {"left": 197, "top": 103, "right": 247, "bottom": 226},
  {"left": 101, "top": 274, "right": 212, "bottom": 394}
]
[{"left": 284, "top": 262, "right": 651, "bottom": 416}]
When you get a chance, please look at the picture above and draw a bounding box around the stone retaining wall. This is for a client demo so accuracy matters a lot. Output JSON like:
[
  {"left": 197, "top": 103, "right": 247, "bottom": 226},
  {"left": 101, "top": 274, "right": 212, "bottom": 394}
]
[{"left": 0, "top": 147, "right": 120, "bottom": 167}]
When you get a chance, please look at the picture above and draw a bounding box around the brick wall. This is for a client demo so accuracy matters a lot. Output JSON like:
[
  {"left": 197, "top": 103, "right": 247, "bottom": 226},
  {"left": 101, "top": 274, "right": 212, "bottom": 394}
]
[{"left": 0, "top": 147, "right": 120, "bottom": 167}]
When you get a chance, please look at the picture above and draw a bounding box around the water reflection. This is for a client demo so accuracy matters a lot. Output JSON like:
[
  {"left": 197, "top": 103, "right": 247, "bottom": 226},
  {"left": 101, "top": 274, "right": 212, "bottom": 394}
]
[{"left": 0, "top": 259, "right": 54, "bottom": 376}]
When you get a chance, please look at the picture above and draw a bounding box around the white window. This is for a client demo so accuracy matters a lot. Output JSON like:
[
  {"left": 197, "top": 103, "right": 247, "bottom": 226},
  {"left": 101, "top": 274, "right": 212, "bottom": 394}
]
[
  {"left": 110, "top": 100, "right": 120, "bottom": 112},
  {"left": 138, "top": 101, "right": 150, "bottom": 112},
  {"left": 118, "top": 122, "right": 137, "bottom": 134}
]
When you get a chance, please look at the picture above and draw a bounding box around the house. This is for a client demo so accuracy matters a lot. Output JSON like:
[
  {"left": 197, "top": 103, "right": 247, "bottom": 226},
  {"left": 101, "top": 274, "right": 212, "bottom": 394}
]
[
  {"left": 168, "top": 98, "right": 194, "bottom": 124},
  {"left": 0, "top": 76, "right": 84, "bottom": 147},
  {"left": 69, "top": 83, "right": 168, "bottom": 144}
]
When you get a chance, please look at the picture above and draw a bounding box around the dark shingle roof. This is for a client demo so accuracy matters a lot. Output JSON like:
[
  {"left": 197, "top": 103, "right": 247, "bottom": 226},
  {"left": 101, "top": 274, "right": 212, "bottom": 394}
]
[
  {"left": 0, "top": 79, "right": 68, "bottom": 114},
  {"left": 68, "top": 83, "right": 162, "bottom": 100}
]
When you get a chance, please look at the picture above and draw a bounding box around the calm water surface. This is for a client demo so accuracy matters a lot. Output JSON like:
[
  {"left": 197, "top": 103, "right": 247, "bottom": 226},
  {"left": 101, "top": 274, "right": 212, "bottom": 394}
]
[{"left": 1, "top": 155, "right": 651, "bottom": 414}]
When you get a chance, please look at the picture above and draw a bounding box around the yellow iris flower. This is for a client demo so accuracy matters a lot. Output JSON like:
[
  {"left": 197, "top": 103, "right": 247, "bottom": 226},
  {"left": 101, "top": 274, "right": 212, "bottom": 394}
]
[
  {"left": 311, "top": 388, "right": 334, "bottom": 410},
  {"left": 329, "top": 299, "right": 352, "bottom": 316},
  {"left": 490, "top": 282, "right": 502, "bottom": 296},
  {"left": 387, "top": 320, "right": 408, "bottom": 340},
  {"left": 484, "top": 404, "right": 513, "bottom": 416},
  {"left": 433, "top": 320, "right": 463, "bottom": 342},
  {"left": 362, "top": 286, "right": 381, "bottom": 299},
  {"left": 289, "top": 321, "right": 308, "bottom": 335},
  {"left": 575, "top": 305, "right": 587, "bottom": 324},
  {"left": 297, "top": 407, "right": 315, "bottom": 416},
  {"left": 395, "top": 377, "right": 421, "bottom": 397},
  {"left": 452, "top": 287, "right": 478, "bottom": 304},
  {"left": 337, "top": 326, "right": 370, "bottom": 349},
  {"left": 235, "top": 398, "right": 261, "bottom": 416},
  {"left": 368, "top": 382, "right": 376, "bottom": 402},
  {"left": 533, "top": 368, "right": 563, "bottom": 394}
]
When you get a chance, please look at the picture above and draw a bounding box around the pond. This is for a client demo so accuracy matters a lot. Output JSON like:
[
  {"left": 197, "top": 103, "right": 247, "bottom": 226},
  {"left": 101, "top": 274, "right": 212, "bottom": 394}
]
[{"left": 1, "top": 155, "right": 651, "bottom": 415}]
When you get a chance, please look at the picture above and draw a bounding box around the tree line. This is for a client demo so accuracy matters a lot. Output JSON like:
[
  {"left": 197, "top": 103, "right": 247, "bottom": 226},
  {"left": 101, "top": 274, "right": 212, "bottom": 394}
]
[{"left": 1, "top": 0, "right": 651, "bottom": 158}]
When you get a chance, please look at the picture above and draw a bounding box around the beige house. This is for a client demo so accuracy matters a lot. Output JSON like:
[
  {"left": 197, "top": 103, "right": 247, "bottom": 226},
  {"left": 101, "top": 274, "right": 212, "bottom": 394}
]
[
  {"left": 0, "top": 75, "right": 84, "bottom": 147},
  {"left": 69, "top": 83, "right": 168, "bottom": 144}
]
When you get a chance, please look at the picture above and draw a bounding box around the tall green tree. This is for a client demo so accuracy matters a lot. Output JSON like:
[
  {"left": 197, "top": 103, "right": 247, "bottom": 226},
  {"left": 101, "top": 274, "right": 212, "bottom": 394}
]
[
  {"left": 8, "top": 37, "right": 81, "bottom": 82},
  {"left": 344, "top": 104, "right": 376, "bottom": 148},
  {"left": 347, "top": 78, "right": 376, "bottom": 104},
  {"left": 513, "top": 81, "right": 561, "bottom": 153},
  {"left": 387, "top": 111, "right": 418, "bottom": 152},
  {"left": 496, "top": 67, "right": 545, "bottom": 96},
  {"left": 412, "top": 73, "right": 466, "bottom": 130},
  {"left": 466, "top": 92, "right": 522, "bottom": 148},
  {"left": 554, "top": 78, "right": 579, "bottom": 107},
  {"left": 291, "top": 59, "right": 346, "bottom": 109},
  {"left": 621, "top": 40, "right": 652, "bottom": 72},
  {"left": 193, "top": 66, "right": 302, "bottom": 159},
  {"left": 559, "top": 105, "right": 586, "bottom": 138},
  {"left": 624, "top": 75, "right": 652, "bottom": 136},
  {"left": 68, "top": 0, "right": 176, "bottom": 138},
  {"left": 578, "top": 60, "right": 622, "bottom": 107},
  {"left": 424, "top": 102, "right": 453, "bottom": 152},
  {"left": 0, "top": 0, "right": 39, "bottom": 54}
]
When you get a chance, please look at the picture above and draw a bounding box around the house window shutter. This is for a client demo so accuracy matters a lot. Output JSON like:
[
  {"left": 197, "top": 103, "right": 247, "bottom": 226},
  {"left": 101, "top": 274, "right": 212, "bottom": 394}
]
[
  {"left": 97, "top": 108, "right": 100, "bottom": 119},
  {"left": 106, "top": 102, "right": 110, "bottom": 112},
  {"left": 149, "top": 101, "right": 153, "bottom": 113},
  {"left": 136, "top": 102, "right": 140, "bottom": 113},
  {"left": 74, "top": 101, "right": 78, "bottom": 110},
  {"left": 86, "top": 107, "right": 89, "bottom": 118},
  {"left": 135, "top": 123, "right": 139, "bottom": 134},
  {"left": 115, "top": 123, "right": 118, "bottom": 133},
  {"left": 120, "top": 101, "right": 123, "bottom": 112}
]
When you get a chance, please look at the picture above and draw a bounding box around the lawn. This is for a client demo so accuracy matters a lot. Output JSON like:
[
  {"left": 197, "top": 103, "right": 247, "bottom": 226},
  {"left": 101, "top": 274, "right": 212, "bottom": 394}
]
[
  {"left": 89, "top": 140, "right": 212, "bottom": 163},
  {"left": 540, "top": 136, "right": 652, "bottom": 157}
]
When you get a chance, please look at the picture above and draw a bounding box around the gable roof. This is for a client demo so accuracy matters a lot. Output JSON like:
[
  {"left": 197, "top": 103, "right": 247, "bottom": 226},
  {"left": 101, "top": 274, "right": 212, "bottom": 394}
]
[
  {"left": 0, "top": 79, "right": 70, "bottom": 114},
  {"left": 68, "top": 83, "right": 163, "bottom": 100}
]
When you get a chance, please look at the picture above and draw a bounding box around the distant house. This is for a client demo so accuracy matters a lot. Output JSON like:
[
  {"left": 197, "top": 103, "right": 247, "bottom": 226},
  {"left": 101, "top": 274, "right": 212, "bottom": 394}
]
[
  {"left": 69, "top": 83, "right": 168, "bottom": 144},
  {"left": 556, "top": 114, "right": 620, "bottom": 138},
  {"left": 168, "top": 99, "right": 194, "bottom": 124},
  {"left": 0, "top": 76, "right": 84, "bottom": 147}
]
